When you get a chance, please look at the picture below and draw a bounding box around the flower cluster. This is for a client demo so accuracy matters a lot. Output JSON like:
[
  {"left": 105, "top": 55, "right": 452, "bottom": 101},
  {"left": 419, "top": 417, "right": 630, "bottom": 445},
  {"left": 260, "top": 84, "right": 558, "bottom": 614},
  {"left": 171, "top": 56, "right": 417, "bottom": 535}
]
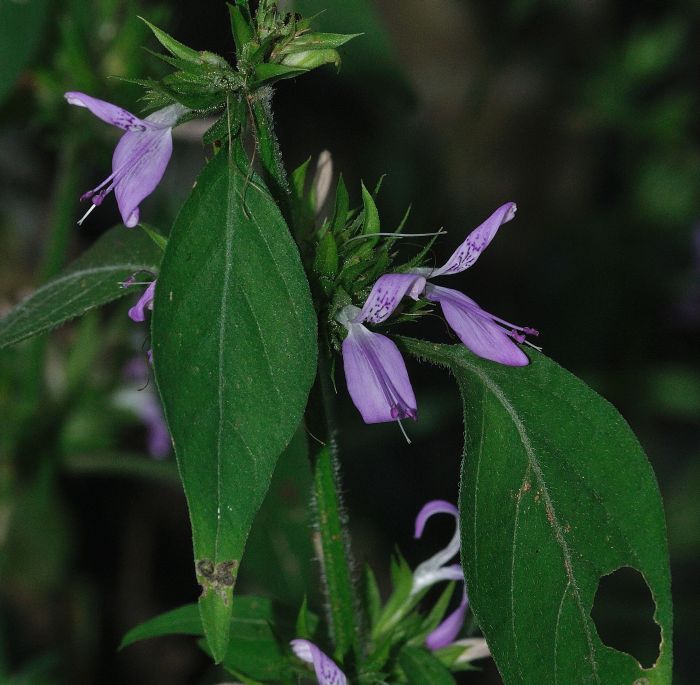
[
  {"left": 289, "top": 499, "right": 489, "bottom": 684},
  {"left": 337, "top": 203, "right": 539, "bottom": 425}
]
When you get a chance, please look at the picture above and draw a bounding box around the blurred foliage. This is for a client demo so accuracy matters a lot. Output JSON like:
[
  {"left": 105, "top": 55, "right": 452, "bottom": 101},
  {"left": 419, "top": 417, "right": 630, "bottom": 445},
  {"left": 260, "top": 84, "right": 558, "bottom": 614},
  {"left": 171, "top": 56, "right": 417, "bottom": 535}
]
[{"left": 0, "top": 0, "right": 698, "bottom": 683}]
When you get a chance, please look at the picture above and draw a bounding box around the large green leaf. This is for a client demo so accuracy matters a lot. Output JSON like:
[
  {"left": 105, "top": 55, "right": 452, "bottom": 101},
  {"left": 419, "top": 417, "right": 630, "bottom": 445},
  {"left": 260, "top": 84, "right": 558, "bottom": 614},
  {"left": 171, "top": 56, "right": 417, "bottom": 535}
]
[
  {"left": 402, "top": 339, "right": 672, "bottom": 685},
  {"left": 0, "top": 227, "right": 162, "bottom": 350},
  {"left": 151, "top": 149, "right": 317, "bottom": 662},
  {"left": 0, "top": 0, "right": 49, "bottom": 105}
]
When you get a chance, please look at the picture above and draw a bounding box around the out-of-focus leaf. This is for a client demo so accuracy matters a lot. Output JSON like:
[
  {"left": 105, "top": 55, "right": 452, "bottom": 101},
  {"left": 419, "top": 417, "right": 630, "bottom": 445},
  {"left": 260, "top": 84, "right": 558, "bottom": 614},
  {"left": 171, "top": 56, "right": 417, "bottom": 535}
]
[
  {"left": 0, "top": 0, "right": 49, "bottom": 105},
  {"left": 402, "top": 338, "right": 673, "bottom": 685},
  {"left": 0, "top": 464, "right": 72, "bottom": 594},
  {"left": 152, "top": 148, "right": 316, "bottom": 662},
  {"left": 120, "top": 604, "right": 202, "bottom": 649},
  {"left": 237, "top": 428, "right": 315, "bottom": 604},
  {"left": 399, "top": 645, "right": 457, "bottom": 685},
  {"left": 0, "top": 227, "right": 162, "bottom": 350}
]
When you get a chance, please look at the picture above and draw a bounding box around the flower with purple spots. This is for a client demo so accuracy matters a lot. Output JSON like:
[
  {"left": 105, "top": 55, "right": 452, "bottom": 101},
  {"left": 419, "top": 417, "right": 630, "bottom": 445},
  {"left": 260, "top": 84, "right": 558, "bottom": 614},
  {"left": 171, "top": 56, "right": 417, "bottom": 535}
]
[
  {"left": 290, "top": 639, "right": 347, "bottom": 685},
  {"left": 366, "top": 203, "right": 538, "bottom": 368},
  {"left": 65, "top": 92, "right": 187, "bottom": 227},
  {"left": 411, "top": 499, "right": 469, "bottom": 651},
  {"left": 336, "top": 272, "right": 425, "bottom": 425}
]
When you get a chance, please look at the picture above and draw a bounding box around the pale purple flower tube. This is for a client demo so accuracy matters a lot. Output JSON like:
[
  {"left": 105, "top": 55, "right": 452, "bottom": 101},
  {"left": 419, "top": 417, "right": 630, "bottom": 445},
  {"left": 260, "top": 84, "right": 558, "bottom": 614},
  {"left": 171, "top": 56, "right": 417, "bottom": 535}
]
[
  {"left": 65, "top": 92, "right": 187, "bottom": 227},
  {"left": 290, "top": 639, "right": 347, "bottom": 685},
  {"left": 412, "top": 499, "right": 470, "bottom": 651}
]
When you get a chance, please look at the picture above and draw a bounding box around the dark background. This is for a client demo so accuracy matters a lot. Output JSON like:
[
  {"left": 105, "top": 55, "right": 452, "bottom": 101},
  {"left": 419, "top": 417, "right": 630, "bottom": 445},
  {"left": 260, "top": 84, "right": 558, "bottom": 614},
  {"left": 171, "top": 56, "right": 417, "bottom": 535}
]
[{"left": 0, "top": 0, "right": 698, "bottom": 683}]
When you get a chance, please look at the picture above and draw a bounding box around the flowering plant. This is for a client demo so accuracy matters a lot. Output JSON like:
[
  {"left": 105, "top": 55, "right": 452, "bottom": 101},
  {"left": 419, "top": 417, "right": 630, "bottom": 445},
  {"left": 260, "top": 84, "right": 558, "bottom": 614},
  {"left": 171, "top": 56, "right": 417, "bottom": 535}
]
[{"left": 0, "top": 2, "right": 674, "bottom": 684}]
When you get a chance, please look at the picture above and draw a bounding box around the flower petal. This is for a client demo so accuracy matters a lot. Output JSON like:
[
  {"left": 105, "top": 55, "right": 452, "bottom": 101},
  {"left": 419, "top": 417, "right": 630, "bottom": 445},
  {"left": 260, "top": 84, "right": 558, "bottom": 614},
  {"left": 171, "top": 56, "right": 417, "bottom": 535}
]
[
  {"left": 290, "top": 639, "right": 347, "bottom": 685},
  {"left": 64, "top": 91, "right": 148, "bottom": 132},
  {"left": 432, "top": 202, "right": 517, "bottom": 277},
  {"left": 113, "top": 127, "right": 173, "bottom": 227},
  {"left": 426, "top": 285, "right": 529, "bottom": 366},
  {"left": 342, "top": 324, "right": 417, "bottom": 423},
  {"left": 356, "top": 273, "right": 426, "bottom": 324},
  {"left": 452, "top": 637, "right": 491, "bottom": 663},
  {"left": 128, "top": 280, "right": 156, "bottom": 322},
  {"left": 411, "top": 499, "right": 461, "bottom": 593},
  {"left": 426, "top": 590, "right": 469, "bottom": 651},
  {"left": 414, "top": 499, "right": 458, "bottom": 539}
]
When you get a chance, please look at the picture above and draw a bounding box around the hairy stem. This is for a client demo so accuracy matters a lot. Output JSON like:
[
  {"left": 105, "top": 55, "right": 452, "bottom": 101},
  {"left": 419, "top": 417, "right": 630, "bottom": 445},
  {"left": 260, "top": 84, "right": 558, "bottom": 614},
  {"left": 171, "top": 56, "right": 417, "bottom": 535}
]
[
  {"left": 249, "top": 90, "right": 292, "bottom": 219},
  {"left": 307, "top": 347, "right": 363, "bottom": 664}
]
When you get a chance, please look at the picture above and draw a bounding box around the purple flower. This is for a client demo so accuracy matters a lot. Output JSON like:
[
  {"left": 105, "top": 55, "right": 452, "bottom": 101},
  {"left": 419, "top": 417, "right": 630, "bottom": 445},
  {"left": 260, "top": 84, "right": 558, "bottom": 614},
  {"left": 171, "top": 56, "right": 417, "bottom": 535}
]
[
  {"left": 64, "top": 92, "right": 187, "bottom": 227},
  {"left": 127, "top": 279, "right": 156, "bottom": 322},
  {"left": 412, "top": 500, "right": 468, "bottom": 651},
  {"left": 336, "top": 273, "right": 425, "bottom": 424},
  {"left": 120, "top": 357, "right": 171, "bottom": 458},
  {"left": 367, "top": 203, "right": 538, "bottom": 367},
  {"left": 290, "top": 639, "right": 347, "bottom": 685}
]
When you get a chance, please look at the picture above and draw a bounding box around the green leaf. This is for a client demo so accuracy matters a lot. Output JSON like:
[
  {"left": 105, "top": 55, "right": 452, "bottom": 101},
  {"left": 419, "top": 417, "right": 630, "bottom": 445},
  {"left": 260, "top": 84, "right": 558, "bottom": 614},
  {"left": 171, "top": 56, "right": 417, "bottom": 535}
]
[
  {"left": 152, "top": 149, "right": 317, "bottom": 662},
  {"left": 238, "top": 428, "right": 315, "bottom": 603},
  {"left": 120, "top": 604, "right": 202, "bottom": 649},
  {"left": 331, "top": 175, "right": 350, "bottom": 233},
  {"left": 280, "top": 48, "right": 341, "bottom": 71},
  {"left": 0, "top": 0, "right": 49, "bottom": 105},
  {"left": 399, "top": 645, "right": 457, "bottom": 685},
  {"left": 278, "top": 32, "right": 362, "bottom": 55},
  {"left": 140, "top": 17, "right": 201, "bottom": 63},
  {"left": 139, "top": 223, "right": 168, "bottom": 252},
  {"left": 228, "top": 3, "right": 253, "bottom": 56},
  {"left": 361, "top": 182, "right": 380, "bottom": 243},
  {"left": 253, "top": 62, "right": 306, "bottom": 85},
  {"left": 120, "top": 593, "right": 298, "bottom": 682},
  {"left": 362, "top": 564, "right": 382, "bottom": 629},
  {"left": 401, "top": 339, "right": 673, "bottom": 685},
  {"left": 0, "top": 226, "right": 162, "bottom": 350}
]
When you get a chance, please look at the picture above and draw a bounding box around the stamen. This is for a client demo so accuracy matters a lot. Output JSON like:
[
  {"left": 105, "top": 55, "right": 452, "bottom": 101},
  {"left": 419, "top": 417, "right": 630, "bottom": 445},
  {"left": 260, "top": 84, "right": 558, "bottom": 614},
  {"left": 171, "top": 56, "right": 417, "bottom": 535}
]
[
  {"left": 77, "top": 202, "right": 98, "bottom": 226},
  {"left": 397, "top": 418, "right": 412, "bottom": 445}
]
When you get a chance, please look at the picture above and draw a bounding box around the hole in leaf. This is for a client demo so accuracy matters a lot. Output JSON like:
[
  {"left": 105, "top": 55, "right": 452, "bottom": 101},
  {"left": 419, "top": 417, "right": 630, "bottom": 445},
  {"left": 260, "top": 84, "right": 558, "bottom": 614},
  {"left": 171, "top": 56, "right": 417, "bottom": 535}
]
[{"left": 591, "top": 566, "right": 660, "bottom": 668}]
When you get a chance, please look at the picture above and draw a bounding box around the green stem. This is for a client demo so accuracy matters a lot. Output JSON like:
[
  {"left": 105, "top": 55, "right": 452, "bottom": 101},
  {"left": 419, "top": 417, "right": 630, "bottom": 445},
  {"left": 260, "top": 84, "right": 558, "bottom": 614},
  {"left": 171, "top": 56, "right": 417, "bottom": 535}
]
[
  {"left": 308, "top": 347, "right": 362, "bottom": 663},
  {"left": 250, "top": 92, "right": 292, "bottom": 219}
]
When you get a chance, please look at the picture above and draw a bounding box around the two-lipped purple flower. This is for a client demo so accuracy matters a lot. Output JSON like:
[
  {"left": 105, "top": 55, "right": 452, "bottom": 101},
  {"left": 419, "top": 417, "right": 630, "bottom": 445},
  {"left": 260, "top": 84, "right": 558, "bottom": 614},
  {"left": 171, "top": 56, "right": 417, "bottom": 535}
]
[
  {"left": 338, "top": 203, "right": 538, "bottom": 424},
  {"left": 289, "top": 499, "right": 488, "bottom": 684},
  {"left": 64, "top": 92, "right": 186, "bottom": 227},
  {"left": 411, "top": 499, "right": 468, "bottom": 651}
]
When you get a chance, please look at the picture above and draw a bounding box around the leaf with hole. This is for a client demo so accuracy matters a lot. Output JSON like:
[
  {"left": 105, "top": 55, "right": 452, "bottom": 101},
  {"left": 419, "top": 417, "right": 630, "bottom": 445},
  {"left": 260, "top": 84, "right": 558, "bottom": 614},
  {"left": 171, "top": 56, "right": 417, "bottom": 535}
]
[
  {"left": 152, "top": 148, "right": 317, "bottom": 662},
  {"left": 402, "top": 338, "right": 672, "bottom": 685},
  {"left": 0, "top": 226, "right": 162, "bottom": 350}
]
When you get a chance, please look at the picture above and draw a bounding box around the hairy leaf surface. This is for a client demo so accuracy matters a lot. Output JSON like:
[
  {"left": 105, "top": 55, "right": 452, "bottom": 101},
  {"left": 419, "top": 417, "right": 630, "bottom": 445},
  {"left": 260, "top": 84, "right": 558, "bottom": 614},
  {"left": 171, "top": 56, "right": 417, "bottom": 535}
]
[
  {"left": 402, "top": 338, "right": 672, "bottom": 685},
  {"left": 0, "top": 227, "right": 161, "bottom": 349},
  {"left": 152, "top": 149, "right": 317, "bottom": 661}
]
